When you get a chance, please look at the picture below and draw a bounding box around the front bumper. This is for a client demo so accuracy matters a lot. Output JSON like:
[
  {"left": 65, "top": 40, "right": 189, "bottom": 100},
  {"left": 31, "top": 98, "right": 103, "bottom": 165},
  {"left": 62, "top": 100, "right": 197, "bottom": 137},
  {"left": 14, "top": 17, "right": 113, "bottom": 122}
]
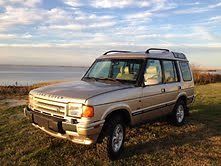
[{"left": 24, "top": 107, "right": 104, "bottom": 145}]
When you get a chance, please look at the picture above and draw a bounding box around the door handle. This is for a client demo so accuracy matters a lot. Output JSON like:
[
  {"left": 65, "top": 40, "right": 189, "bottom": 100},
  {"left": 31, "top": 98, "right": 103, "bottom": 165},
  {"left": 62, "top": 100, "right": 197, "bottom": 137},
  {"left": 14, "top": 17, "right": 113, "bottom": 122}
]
[
  {"left": 178, "top": 86, "right": 182, "bottom": 90},
  {"left": 161, "top": 88, "right": 166, "bottom": 93}
]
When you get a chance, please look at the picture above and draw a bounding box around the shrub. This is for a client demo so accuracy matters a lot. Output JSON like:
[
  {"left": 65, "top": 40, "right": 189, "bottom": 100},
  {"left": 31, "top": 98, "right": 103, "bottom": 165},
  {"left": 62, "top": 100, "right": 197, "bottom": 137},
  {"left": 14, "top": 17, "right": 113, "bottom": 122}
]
[{"left": 192, "top": 66, "right": 221, "bottom": 85}]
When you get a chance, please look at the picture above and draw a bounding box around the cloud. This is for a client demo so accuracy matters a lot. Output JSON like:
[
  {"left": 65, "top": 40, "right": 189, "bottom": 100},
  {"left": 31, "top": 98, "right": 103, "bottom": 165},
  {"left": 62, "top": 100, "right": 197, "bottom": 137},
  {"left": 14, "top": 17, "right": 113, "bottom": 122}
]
[
  {"left": 174, "top": 7, "right": 208, "bottom": 14},
  {"left": 137, "top": 1, "right": 151, "bottom": 7},
  {"left": 150, "top": 0, "right": 176, "bottom": 12},
  {"left": 41, "top": 21, "right": 116, "bottom": 31},
  {"left": 46, "top": 8, "right": 76, "bottom": 25},
  {"left": 91, "top": 0, "right": 134, "bottom": 8},
  {"left": 0, "top": 6, "right": 74, "bottom": 32},
  {"left": 0, "top": 6, "right": 45, "bottom": 31},
  {"left": 209, "top": 2, "right": 221, "bottom": 8},
  {"left": 90, "top": 0, "right": 175, "bottom": 9},
  {"left": 0, "top": 2, "right": 76, "bottom": 32},
  {"left": 0, "top": 34, "right": 16, "bottom": 39},
  {"left": 63, "top": 0, "right": 83, "bottom": 7},
  {"left": 75, "top": 13, "right": 115, "bottom": 21},
  {"left": 192, "top": 26, "right": 215, "bottom": 40},
  {"left": 43, "top": 24, "right": 83, "bottom": 31},
  {"left": 125, "top": 11, "right": 152, "bottom": 19},
  {"left": 182, "top": 2, "right": 202, "bottom": 6},
  {"left": 121, "top": 0, "right": 176, "bottom": 23},
  {"left": 134, "top": 26, "right": 216, "bottom": 42},
  {"left": 0, "top": 33, "right": 32, "bottom": 40},
  {"left": 89, "top": 21, "right": 116, "bottom": 28},
  {"left": 174, "top": 2, "right": 221, "bottom": 14},
  {"left": 0, "top": 0, "right": 42, "bottom": 7},
  {"left": 0, "top": 42, "right": 220, "bottom": 49},
  {"left": 21, "top": 33, "right": 33, "bottom": 39},
  {"left": 39, "top": 9, "right": 117, "bottom": 31},
  {"left": 209, "top": 16, "right": 221, "bottom": 22}
]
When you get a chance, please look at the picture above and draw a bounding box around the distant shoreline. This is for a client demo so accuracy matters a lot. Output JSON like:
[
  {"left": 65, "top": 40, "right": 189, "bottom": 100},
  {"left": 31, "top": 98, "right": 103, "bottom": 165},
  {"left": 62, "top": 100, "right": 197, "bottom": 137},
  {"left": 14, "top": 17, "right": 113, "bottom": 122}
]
[
  {"left": 0, "top": 64, "right": 89, "bottom": 68},
  {"left": 194, "top": 69, "right": 219, "bottom": 72},
  {"left": 0, "top": 64, "right": 220, "bottom": 70}
]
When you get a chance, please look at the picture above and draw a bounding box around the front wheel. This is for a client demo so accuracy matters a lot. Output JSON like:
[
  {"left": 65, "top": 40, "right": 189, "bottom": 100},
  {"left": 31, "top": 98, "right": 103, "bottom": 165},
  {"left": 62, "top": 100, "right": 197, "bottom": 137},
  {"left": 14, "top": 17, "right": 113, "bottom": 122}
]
[{"left": 96, "top": 116, "right": 125, "bottom": 160}]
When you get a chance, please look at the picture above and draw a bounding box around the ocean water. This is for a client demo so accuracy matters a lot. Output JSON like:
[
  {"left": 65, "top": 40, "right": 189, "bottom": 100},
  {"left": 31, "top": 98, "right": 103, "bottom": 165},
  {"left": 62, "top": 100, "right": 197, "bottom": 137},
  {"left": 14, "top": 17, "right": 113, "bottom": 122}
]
[
  {"left": 0, "top": 65, "right": 220, "bottom": 86},
  {"left": 0, "top": 65, "right": 88, "bottom": 86}
]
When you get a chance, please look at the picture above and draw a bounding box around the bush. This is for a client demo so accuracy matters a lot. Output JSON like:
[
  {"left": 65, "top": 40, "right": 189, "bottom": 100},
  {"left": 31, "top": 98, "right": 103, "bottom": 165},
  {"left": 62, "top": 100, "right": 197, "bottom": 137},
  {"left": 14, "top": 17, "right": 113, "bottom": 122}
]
[{"left": 193, "top": 70, "right": 221, "bottom": 85}]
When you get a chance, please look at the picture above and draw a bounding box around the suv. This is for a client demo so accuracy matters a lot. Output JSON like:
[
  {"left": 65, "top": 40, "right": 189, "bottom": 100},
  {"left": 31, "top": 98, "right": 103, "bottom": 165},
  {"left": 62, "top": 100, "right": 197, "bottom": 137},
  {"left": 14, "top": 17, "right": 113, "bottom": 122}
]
[{"left": 24, "top": 48, "right": 194, "bottom": 160}]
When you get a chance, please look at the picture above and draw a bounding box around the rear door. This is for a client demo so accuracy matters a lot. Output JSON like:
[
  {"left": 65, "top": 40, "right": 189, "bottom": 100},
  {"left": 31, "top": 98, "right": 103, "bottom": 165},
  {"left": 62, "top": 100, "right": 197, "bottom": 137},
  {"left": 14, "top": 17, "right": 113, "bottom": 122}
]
[
  {"left": 161, "top": 60, "right": 181, "bottom": 114},
  {"left": 138, "top": 59, "right": 169, "bottom": 121}
]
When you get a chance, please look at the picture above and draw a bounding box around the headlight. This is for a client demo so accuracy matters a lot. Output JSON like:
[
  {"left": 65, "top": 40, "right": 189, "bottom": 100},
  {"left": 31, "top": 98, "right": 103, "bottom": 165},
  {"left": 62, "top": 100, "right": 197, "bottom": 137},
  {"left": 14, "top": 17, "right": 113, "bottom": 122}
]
[
  {"left": 68, "top": 103, "right": 94, "bottom": 118},
  {"left": 68, "top": 103, "right": 83, "bottom": 117}
]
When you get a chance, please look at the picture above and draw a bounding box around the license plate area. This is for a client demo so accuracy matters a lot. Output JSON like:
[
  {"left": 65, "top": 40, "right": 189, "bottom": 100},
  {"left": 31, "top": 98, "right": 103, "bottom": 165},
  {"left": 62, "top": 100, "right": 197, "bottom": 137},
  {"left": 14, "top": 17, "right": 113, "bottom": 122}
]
[{"left": 33, "top": 114, "right": 64, "bottom": 133}]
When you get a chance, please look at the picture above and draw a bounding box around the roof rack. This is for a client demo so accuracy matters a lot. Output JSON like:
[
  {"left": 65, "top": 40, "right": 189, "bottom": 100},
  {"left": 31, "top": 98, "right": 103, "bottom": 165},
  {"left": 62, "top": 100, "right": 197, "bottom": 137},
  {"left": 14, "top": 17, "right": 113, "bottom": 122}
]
[
  {"left": 103, "top": 50, "right": 132, "bottom": 55},
  {"left": 145, "top": 48, "right": 170, "bottom": 54}
]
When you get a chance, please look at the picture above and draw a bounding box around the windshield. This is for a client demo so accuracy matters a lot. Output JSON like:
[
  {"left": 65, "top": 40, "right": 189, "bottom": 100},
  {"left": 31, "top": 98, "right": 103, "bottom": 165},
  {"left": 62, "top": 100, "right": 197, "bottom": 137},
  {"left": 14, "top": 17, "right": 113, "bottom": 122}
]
[{"left": 83, "top": 59, "right": 143, "bottom": 83}]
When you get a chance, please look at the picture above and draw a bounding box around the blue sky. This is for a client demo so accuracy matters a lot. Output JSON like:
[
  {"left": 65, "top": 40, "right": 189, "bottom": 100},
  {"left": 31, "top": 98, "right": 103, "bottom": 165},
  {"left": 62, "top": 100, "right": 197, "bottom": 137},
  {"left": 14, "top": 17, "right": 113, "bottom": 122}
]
[{"left": 0, "top": 0, "right": 221, "bottom": 68}]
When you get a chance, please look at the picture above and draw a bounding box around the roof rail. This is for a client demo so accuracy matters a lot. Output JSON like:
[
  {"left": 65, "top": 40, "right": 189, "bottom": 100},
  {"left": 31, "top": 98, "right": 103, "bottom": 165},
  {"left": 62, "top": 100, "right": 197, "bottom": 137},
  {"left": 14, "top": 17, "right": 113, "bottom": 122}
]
[
  {"left": 103, "top": 50, "right": 132, "bottom": 55},
  {"left": 145, "top": 48, "right": 170, "bottom": 54}
]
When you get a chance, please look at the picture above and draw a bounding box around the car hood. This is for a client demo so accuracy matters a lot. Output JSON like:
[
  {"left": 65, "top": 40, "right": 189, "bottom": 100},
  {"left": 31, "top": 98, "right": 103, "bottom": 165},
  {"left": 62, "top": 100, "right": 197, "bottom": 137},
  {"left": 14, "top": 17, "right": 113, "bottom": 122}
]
[{"left": 31, "top": 80, "right": 133, "bottom": 100}]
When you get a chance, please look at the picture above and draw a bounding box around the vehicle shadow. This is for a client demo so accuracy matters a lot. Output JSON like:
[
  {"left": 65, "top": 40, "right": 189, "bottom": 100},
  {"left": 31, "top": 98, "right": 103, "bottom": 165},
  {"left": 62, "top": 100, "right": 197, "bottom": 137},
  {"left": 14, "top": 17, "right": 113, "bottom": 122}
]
[{"left": 120, "top": 105, "right": 221, "bottom": 160}]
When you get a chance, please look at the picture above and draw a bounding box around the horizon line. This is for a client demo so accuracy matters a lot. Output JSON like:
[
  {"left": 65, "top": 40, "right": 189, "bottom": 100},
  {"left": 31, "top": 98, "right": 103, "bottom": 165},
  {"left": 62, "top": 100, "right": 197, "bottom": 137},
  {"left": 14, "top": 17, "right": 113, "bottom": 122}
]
[{"left": 0, "top": 64, "right": 90, "bottom": 68}]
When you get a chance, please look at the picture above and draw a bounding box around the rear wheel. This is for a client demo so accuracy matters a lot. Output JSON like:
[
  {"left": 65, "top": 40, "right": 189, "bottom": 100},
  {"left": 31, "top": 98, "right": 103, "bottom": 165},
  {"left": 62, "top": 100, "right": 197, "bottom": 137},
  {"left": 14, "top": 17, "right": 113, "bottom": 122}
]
[
  {"left": 170, "top": 100, "right": 186, "bottom": 126},
  {"left": 96, "top": 115, "right": 125, "bottom": 160}
]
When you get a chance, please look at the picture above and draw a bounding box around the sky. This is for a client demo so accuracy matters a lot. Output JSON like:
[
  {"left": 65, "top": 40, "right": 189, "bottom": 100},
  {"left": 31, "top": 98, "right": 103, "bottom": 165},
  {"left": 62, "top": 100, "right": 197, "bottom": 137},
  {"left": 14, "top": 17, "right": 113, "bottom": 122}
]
[{"left": 0, "top": 0, "right": 221, "bottom": 68}]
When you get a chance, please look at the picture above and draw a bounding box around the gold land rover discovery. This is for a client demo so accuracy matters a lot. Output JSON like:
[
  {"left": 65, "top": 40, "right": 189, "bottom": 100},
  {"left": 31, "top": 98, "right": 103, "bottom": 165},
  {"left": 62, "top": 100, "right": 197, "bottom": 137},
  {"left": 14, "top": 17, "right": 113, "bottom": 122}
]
[{"left": 24, "top": 48, "right": 195, "bottom": 160}]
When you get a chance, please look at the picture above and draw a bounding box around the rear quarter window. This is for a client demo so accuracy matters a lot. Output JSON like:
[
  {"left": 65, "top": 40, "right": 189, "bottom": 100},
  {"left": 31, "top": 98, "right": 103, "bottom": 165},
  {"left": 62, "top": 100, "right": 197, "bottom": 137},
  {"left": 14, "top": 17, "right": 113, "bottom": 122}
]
[
  {"left": 179, "top": 62, "right": 192, "bottom": 81},
  {"left": 162, "top": 60, "right": 178, "bottom": 83}
]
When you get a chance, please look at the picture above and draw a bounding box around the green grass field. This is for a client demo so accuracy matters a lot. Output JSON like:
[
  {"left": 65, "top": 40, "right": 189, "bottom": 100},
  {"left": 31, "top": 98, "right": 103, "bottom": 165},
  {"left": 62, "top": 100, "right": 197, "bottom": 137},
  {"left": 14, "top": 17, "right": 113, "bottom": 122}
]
[{"left": 0, "top": 83, "right": 221, "bottom": 165}]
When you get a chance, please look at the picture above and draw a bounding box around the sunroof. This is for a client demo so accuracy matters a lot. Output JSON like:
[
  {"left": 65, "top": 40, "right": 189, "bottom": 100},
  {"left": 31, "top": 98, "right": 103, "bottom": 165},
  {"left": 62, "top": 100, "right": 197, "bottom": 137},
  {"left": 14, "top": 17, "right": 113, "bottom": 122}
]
[{"left": 172, "top": 52, "right": 186, "bottom": 59}]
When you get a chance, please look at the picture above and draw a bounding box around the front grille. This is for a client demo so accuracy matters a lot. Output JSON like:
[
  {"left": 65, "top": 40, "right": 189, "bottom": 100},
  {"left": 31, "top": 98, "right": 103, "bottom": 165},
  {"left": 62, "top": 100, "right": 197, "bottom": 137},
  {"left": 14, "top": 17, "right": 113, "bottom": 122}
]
[{"left": 33, "top": 97, "right": 67, "bottom": 117}]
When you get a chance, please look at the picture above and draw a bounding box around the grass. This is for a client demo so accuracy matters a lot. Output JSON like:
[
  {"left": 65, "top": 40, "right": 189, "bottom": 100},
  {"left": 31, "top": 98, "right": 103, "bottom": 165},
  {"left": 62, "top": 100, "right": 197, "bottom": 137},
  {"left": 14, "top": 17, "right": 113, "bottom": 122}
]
[
  {"left": 0, "top": 83, "right": 221, "bottom": 165},
  {"left": 0, "top": 81, "right": 63, "bottom": 100}
]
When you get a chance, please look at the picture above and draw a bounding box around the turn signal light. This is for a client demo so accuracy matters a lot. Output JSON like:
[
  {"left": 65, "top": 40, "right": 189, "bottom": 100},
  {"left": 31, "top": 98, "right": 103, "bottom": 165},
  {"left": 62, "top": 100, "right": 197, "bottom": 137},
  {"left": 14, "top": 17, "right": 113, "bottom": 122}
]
[{"left": 82, "top": 105, "right": 94, "bottom": 118}]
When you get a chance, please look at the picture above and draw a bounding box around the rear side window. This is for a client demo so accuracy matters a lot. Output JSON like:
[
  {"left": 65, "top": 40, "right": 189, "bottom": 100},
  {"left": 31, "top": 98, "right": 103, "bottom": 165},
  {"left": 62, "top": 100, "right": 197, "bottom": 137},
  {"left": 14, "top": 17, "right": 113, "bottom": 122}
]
[
  {"left": 179, "top": 62, "right": 192, "bottom": 81},
  {"left": 162, "top": 60, "right": 178, "bottom": 83}
]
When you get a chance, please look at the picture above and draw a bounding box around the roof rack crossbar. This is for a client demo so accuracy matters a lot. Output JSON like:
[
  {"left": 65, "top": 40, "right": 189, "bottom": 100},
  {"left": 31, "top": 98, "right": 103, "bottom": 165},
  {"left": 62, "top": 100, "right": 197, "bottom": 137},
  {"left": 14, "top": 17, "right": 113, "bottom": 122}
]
[
  {"left": 103, "top": 50, "right": 132, "bottom": 55},
  {"left": 145, "top": 48, "right": 170, "bottom": 54}
]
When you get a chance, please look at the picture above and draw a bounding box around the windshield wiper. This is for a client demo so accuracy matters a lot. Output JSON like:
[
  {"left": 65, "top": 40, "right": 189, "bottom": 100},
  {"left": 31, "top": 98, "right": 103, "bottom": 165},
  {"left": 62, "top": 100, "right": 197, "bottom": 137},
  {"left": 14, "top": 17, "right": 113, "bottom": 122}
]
[
  {"left": 83, "top": 76, "right": 99, "bottom": 81},
  {"left": 84, "top": 77, "right": 132, "bottom": 84},
  {"left": 98, "top": 77, "right": 125, "bottom": 83}
]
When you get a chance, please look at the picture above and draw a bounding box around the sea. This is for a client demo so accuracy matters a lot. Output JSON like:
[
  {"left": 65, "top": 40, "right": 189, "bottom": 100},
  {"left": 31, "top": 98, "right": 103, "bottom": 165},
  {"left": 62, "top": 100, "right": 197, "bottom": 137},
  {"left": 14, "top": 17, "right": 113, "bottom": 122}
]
[
  {"left": 0, "top": 65, "right": 220, "bottom": 86},
  {"left": 0, "top": 65, "right": 88, "bottom": 86}
]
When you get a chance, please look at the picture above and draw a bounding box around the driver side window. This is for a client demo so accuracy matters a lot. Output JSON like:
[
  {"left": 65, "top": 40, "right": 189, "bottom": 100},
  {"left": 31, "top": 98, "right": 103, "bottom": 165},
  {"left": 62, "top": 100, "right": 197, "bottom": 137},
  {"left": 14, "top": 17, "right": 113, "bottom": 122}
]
[{"left": 144, "top": 59, "right": 162, "bottom": 85}]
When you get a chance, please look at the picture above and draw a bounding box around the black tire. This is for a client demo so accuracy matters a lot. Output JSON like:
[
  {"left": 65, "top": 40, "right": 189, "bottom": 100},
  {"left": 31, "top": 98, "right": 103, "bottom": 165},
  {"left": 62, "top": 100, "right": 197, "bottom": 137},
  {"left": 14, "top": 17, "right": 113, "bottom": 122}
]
[
  {"left": 169, "top": 100, "right": 187, "bottom": 126},
  {"left": 96, "top": 115, "right": 125, "bottom": 160}
]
